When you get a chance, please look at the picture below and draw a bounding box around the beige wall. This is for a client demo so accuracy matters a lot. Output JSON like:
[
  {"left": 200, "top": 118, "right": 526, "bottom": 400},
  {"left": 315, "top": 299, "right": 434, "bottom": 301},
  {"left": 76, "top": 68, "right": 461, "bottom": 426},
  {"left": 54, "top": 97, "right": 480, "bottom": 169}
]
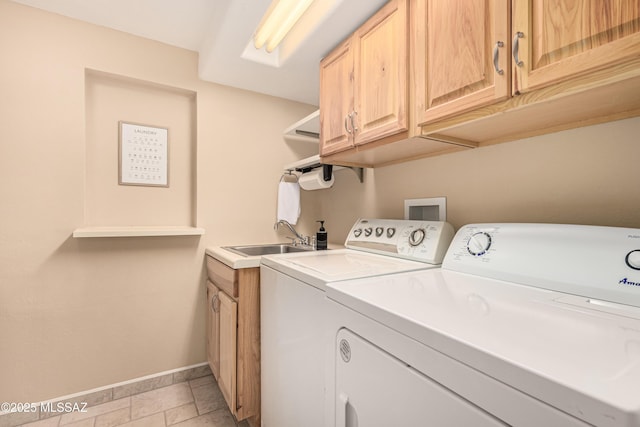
[
  {"left": 317, "top": 117, "right": 640, "bottom": 243},
  {"left": 2, "top": 0, "right": 640, "bottom": 406},
  {"left": 0, "top": 1, "right": 316, "bottom": 402}
]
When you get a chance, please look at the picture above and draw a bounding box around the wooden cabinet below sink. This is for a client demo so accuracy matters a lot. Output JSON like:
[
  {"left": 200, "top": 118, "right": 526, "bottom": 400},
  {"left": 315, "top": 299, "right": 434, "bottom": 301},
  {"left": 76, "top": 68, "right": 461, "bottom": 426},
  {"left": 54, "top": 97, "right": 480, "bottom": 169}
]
[{"left": 206, "top": 255, "right": 260, "bottom": 426}]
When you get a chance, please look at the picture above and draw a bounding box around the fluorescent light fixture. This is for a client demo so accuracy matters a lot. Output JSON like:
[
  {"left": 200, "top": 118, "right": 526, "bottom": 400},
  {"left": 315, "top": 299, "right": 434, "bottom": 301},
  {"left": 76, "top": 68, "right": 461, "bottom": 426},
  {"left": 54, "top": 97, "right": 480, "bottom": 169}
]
[{"left": 254, "top": 0, "right": 315, "bottom": 53}]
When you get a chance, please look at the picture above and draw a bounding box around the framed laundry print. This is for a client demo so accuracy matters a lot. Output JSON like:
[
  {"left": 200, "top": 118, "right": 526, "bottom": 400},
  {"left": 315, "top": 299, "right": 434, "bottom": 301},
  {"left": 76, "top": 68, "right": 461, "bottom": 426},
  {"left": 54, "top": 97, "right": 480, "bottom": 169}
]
[{"left": 118, "top": 121, "right": 169, "bottom": 187}]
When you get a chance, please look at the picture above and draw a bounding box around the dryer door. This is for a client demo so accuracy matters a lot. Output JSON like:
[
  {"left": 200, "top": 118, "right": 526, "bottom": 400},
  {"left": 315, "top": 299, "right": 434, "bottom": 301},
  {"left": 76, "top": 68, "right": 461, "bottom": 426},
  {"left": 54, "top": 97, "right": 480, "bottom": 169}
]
[{"left": 335, "top": 328, "right": 507, "bottom": 427}]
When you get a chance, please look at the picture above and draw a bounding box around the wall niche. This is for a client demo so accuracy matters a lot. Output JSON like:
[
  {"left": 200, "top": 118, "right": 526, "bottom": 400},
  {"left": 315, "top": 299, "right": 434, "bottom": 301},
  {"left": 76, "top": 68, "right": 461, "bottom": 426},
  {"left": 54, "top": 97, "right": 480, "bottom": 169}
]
[{"left": 75, "top": 69, "right": 201, "bottom": 237}]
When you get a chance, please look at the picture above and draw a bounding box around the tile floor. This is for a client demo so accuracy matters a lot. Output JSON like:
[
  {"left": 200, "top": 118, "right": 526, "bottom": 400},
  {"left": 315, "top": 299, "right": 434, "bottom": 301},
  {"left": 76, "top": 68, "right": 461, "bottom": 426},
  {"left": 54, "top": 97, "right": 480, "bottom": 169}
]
[{"left": 19, "top": 376, "right": 249, "bottom": 427}]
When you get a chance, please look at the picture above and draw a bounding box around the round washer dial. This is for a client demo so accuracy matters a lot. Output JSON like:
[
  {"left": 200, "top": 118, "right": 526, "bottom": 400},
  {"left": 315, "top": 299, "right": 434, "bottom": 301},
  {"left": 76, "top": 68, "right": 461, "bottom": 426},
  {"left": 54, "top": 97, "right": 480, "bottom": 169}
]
[
  {"left": 409, "top": 228, "right": 426, "bottom": 247},
  {"left": 626, "top": 250, "right": 640, "bottom": 270},
  {"left": 467, "top": 232, "right": 492, "bottom": 256}
]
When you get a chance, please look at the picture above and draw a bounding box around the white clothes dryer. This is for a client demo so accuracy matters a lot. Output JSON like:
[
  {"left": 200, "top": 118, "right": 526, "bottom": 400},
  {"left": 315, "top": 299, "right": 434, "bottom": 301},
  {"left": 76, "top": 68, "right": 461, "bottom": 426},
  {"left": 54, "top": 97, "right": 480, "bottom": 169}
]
[
  {"left": 259, "top": 218, "right": 454, "bottom": 427},
  {"left": 326, "top": 223, "right": 640, "bottom": 427}
]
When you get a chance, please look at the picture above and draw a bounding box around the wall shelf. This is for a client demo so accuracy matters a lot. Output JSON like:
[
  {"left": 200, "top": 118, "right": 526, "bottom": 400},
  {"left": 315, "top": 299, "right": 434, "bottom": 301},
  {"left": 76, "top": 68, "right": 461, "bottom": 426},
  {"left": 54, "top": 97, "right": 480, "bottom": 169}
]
[
  {"left": 283, "top": 110, "right": 319, "bottom": 143},
  {"left": 72, "top": 226, "right": 205, "bottom": 238},
  {"left": 282, "top": 109, "right": 364, "bottom": 184}
]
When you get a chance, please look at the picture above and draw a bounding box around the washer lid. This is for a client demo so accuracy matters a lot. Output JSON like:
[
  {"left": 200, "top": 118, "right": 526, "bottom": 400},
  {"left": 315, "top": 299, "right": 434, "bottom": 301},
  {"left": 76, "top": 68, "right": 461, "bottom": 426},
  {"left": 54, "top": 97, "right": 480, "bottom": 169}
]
[
  {"left": 261, "top": 249, "right": 436, "bottom": 290},
  {"left": 326, "top": 269, "right": 640, "bottom": 427}
]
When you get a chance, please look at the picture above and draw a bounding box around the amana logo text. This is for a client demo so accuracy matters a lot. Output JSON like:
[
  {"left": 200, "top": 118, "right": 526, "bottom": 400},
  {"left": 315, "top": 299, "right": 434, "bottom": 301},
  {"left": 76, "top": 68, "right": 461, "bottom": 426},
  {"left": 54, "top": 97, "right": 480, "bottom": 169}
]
[{"left": 619, "top": 278, "right": 640, "bottom": 287}]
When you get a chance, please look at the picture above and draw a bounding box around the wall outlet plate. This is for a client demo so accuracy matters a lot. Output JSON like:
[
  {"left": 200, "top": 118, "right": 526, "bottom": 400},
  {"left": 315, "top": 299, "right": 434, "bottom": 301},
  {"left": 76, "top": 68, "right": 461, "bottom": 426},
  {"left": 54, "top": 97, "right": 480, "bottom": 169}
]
[{"left": 404, "top": 197, "right": 446, "bottom": 221}]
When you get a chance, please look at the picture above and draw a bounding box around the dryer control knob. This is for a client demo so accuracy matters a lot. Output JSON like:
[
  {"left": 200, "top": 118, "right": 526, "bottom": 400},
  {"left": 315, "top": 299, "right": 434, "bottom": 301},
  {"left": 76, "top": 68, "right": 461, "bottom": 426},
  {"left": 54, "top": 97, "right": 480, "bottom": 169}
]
[
  {"left": 467, "top": 232, "right": 492, "bottom": 256},
  {"left": 364, "top": 227, "right": 373, "bottom": 237},
  {"left": 353, "top": 228, "right": 362, "bottom": 238},
  {"left": 375, "top": 227, "right": 384, "bottom": 237},
  {"left": 409, "top": 228, "right": 426, "bottom": 246},
  {"left": 626, "top": 250, "right": 640, "bottom": 270},
  {"left": 387, "top": 227, "right": 396, "bottom": 238}
]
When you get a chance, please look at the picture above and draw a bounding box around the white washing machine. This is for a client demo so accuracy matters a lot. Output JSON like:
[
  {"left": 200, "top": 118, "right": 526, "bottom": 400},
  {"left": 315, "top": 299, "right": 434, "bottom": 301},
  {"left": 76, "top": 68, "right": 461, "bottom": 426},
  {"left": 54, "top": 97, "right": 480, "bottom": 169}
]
[
  {"left": 326, "top": 223, "right": 640, "bottom": 427},
  {"left": 259, "top": 218, "right": 454, "bottom": 427}
]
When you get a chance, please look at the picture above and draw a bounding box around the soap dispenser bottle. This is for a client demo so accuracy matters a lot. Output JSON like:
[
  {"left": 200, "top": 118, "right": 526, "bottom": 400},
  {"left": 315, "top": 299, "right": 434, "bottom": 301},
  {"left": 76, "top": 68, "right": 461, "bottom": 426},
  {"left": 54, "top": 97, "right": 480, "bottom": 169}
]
[{"left": 316, "top": 220, "right": 328, "bottom": 250}]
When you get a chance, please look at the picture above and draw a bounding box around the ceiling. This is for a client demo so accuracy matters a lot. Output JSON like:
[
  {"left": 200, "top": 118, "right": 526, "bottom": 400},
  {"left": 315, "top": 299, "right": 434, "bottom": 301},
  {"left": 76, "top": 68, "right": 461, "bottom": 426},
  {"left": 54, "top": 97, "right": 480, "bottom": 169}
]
[{"left": 11, "top": 0, "right": 388, "bottom": 106}]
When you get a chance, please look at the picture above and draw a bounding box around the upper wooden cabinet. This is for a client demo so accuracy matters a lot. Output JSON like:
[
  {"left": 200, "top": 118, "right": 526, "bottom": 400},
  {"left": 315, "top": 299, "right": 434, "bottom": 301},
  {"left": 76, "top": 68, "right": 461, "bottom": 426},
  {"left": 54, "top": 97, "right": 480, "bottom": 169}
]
[
  {"left": 319, "top": 38, "right": 354, "bottom": 156},
  {"left": 320, "top": 0, "right": 640, "bottom": 166},
  {"left": 417, "top": 0, "right": 640, "bottom": 146},
  {"left": 320, "top": 0, "right": 409, "bottom": 157},
  {"left": 414, "top": 0, "right": 510, "bottom": 124},
  {"left": 353, "top": 0, "right": 409, "bottom": 145},
  {"left": 512, "top": 0, "right": 640, "bottom": 94},
  {"left": 417, "top": 0, "right": 640, "bottom": 125}
]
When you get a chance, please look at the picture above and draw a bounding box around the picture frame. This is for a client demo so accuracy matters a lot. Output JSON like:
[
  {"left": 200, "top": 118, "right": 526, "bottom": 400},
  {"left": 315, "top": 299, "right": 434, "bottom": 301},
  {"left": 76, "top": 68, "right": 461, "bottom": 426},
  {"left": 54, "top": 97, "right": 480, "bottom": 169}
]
[{"left": 118, "top": 121, "right": 169, "bottom": 187}]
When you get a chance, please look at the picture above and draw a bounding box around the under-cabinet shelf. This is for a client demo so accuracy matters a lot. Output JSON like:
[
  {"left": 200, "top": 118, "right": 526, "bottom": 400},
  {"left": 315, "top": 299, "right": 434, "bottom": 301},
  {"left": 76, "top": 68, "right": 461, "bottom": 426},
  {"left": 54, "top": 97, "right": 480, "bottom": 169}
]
[
  {"left": 283, "top": 110, "right": 319, "bottom": 144},
  {"left": 72, "top": 226, "right": 205, "bottom": 238}
]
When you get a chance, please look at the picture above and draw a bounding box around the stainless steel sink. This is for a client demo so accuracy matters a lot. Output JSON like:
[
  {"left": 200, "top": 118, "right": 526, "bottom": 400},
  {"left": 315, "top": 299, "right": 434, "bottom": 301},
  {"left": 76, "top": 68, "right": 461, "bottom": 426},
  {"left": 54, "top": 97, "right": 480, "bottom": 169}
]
[{"left": 222, "top": 244, "right": 313, "bottom": 257}]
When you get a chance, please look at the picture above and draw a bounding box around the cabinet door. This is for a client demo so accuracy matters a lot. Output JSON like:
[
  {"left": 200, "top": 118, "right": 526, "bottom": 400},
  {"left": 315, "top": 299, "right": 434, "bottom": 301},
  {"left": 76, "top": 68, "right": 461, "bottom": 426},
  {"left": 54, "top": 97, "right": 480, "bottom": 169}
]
[
  {"left": 513, "top": 0, "right": 640, "bottom": 93},
  {"left": 415, "top": 0, "right": 510, "bottom": 124},
  {"left": 206, "top": 281, "right": 220, "bottom": 380},
  {"left": 320, "top": 38, "right": 354, "bottom": 156},
  {"left": 353, "top": 0, "right": 409, "bottom": 145},
  {"left": 218, "top": 290, "right": 238, "bottom": 414}
]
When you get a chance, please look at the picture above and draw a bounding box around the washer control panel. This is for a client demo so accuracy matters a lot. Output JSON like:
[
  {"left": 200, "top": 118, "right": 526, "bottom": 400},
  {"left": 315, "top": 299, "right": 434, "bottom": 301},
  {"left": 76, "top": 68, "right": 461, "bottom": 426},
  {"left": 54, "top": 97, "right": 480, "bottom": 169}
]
[
  {"left": 443, "top": 223, "right": 640, "bottom": 309},
  {"left": 345, "top": 218, "right": 454, "bottom": 264}
]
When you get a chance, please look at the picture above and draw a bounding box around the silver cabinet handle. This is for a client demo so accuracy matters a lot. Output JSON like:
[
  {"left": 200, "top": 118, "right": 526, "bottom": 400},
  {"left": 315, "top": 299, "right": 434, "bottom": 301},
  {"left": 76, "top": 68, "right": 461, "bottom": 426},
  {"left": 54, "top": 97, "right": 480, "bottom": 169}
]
[
  {"left": 350, "top": 110, "right": 358, "bottom": 133},
  {"left": 493, "top": 41, "right": 504, "bottom": 75},
  {"left": 344, "top": 114, "right": 352, "bottom": 134},
  {"left": 512, "top": 32, "right": 524, "bottom": 67}
]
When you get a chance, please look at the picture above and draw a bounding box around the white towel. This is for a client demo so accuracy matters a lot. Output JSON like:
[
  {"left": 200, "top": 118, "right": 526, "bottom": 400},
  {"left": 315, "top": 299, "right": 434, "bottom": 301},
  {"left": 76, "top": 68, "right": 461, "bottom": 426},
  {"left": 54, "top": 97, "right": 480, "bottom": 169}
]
[{"left": 277, "top": 181, "right": 301, "bottom": 225}]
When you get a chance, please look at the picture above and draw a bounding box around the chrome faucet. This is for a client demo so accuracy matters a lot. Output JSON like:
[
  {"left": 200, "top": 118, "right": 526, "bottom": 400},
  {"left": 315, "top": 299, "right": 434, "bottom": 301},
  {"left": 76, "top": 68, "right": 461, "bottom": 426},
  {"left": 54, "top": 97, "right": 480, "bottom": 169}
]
[{"left": 274, "top": 220, "right": 309, "bottom": 246}]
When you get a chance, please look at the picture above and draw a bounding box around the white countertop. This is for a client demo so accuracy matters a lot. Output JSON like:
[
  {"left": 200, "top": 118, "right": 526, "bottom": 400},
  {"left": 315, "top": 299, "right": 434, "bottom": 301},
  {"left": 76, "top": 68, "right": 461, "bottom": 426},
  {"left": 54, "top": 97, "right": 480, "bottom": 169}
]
[
  {"left": 206, "top": 243, "right": 344, "bottom": 269},
  {"left": 206, "top": 246, "right": 262, "bottom": 269}
]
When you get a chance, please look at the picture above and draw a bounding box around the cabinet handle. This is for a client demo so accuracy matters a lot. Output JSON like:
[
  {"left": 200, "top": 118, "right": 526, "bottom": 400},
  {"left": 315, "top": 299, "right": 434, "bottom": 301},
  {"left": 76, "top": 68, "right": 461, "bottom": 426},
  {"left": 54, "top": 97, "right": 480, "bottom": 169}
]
[
  {"left": 350, "top": 110, "right": 358, "bottom": 133},
  {"left": 493, "top": 41, "right": 504, "bottom": 75},
  {"left": 512, "top": 31, "right": 524, "bottom": 67},
  {"left": 344, "top": 114, "right": 353, "bottom": 134},
  {"left": 211, "top": 294, "right": 219, "bottom": 312}
]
